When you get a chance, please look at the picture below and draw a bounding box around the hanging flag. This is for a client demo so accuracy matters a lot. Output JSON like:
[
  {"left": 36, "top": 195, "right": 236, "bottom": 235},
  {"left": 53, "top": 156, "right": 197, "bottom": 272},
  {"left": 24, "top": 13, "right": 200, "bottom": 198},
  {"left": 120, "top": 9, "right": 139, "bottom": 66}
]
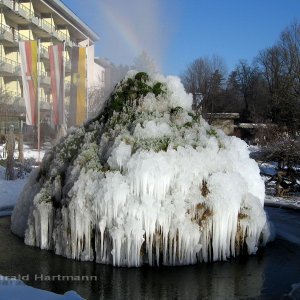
[
  {"left": 19, "top": 40, "right": 38, "bottom": 125},
  {"left": 70, "top": 46, "right": 87, "bottom": 126},
  {"left": 49, "top": 44, "right": 64, "bottom": 126}
]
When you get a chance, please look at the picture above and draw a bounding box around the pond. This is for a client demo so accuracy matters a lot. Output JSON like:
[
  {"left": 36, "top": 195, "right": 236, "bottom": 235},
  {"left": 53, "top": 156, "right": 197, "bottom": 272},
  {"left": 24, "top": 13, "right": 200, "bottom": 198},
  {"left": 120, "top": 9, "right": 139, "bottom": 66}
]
[{"left": 0, "top": 207, "right": 299, "bottom": 299}]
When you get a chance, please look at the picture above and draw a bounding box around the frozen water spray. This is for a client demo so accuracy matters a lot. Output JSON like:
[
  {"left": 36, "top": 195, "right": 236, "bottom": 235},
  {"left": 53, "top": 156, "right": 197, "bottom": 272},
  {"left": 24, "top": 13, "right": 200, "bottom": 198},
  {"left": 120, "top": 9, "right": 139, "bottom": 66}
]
[{"left": 11, "top": 72, "right": 270, "bottom": 267}]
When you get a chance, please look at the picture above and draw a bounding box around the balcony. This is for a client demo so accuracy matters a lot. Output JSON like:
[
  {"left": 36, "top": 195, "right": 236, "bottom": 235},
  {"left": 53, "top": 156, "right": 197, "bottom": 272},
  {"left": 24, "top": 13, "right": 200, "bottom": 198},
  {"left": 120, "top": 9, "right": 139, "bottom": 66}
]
[
  {"left": 0, "top": 24, "right": 15, "bottom": 45},
  {"left": 65, "top": 80, "right": 71, "bottom": 96},
  {"left": 51, "top": 30, "right": 58, "bottom": 39},
  {"left": 15, "top": 30, "right": 29, "bottom": 42},
  {"left": 65, "top": 59, "right": 71, "bottom": 72},
  {"left": 0, "top": 1, "right": 78, "bottom": 44},
  {"left": 66, "top": 39, "right": 76, "bottom": 48},
  {"left": 57, "top": 31, "right": 65, "bottom": 41},
  {"left": 0, "top": 0, "right": 13, "bottom": 10},
  {"left": 57, "top": 31, "right": 72, "bottom": 44},
  {"left": 31, "top": 15, "right": 39, "bottom": 26},
  {"left": 0, "top": 57, "right": 20, "bottom": 76},
  {"left": 56, "top": 30, "right": 76, "bottom": 47},
  {"left": 17, "top": 2, "right": 34, "bottom": 21},
  {"left": 14, "top": 63, "right": 21, "bottom": 76},
  {"left": 0, "top": 90, "right": 51, "bottom": 112},
  {"left": 40, "top": 71, "right": 51, "bottom": 86},
  {"left": 40, "top": 19, "right": 55, "bottom": 35},
  {"left": 65, "top": 80, "right": 71, "bottom": 89},
  {"left": 40, "top": 45, "right": 49, "bottom": 60},
  {"left": 0, "top": 24, "right": 33, "bottom": 45},
  {"left": 0, "top": 90, "right": 23, "bottom": 105},
  {"left": 40, "top": 99, "right": 51, "bottom": 110}
]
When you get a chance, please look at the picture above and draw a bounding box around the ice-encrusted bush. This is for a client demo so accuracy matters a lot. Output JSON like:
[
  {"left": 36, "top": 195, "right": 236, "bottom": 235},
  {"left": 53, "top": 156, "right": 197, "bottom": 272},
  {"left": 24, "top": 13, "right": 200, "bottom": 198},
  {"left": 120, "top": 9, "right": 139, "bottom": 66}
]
[{"left": 11, "top": 71, "right": 270, "bottom": 267}]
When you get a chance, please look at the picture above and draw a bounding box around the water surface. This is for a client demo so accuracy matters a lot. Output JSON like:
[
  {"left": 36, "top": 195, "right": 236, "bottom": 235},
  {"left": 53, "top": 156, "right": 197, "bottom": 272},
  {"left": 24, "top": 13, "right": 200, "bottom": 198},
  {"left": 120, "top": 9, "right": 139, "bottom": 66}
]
[{"left": 0, "top": 207, "right": 299, "bottom": 299}]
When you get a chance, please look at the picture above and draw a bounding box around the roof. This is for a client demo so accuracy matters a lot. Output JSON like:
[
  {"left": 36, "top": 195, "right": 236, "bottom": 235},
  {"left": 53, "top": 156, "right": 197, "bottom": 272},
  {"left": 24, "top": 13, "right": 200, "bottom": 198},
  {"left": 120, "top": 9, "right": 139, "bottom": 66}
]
[
  {"left": 41, "top": 0, "right": 100, "bottom": 42},
  {"left": 237, "top": 123, "right": 268, "bottom": 129},
  {"left": 95, "top": 57, "right": 114, "bottom": 68},
  {"left": 205, "top": 113, "right": 240, "bottom": 120}
]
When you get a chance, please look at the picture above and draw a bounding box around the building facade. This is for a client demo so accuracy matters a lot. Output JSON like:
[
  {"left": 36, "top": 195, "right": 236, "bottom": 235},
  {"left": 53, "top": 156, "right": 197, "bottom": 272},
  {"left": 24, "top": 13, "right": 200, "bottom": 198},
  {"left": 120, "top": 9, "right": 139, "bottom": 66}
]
[
  {"left": 0, "top": 0, "right": 99, "bottom": 134},
  {"left": 95, "top": 57, "right": 129, "bottom": 98}
]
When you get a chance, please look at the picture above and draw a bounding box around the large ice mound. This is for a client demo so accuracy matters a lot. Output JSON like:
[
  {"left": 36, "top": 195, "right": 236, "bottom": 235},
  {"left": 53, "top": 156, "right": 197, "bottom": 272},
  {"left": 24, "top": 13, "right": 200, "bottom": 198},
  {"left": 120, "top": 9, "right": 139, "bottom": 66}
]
[{"left": 11, "top": 71, "right": 270, "bottom": 267}]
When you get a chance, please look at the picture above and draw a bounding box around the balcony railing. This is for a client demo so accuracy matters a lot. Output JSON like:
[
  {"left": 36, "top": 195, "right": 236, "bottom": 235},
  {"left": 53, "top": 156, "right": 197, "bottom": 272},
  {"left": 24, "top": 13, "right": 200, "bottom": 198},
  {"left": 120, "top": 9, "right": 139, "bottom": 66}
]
[
  {"left": 65, "top": 59, "right": 71, "bottom": 71},
  {"left": 0, "top": 90, "right": 22, "bottom": 104},
  {"left": 0, "top": 1, "right": 79, "bottom": 46},
  {"left": 40, "top": 70, "right": 51, "bottom": 85},
  {"left": 15, "top": 30, "right": 30, "bottom": 41},
  {"left": 65, "top": 80, "right": 71, "bottom": 89},
  {"left": 57, "top": 31, "right": 72, "bottom": 44},
  {"left": 0, "top": 23, "right": 11, "bottom": 34},
  {"left": 66, "top": 40, "right": 76, "bottom": 47},
  {"left": 64, "top": 80, "right": 71, "bottom": 96},
  {"left": 0, "top": 90, "right": 51, "bottom": 110},
  {"left": 40, "top": 45, "right": 49, "bottom": 59},
  {"left": 40, "top": 100, "right": 51, "bottom": 110},
  {"left": 0, "top": 24, "right": 14, "bottom": 43},
  {"left": 0, "top": 0, "right": 13, "bottom": 10},
  {"left": 41, "top": 19, "right": 55, "bottom": 34},
  {"left": 17, "top": 2, "right": 34, "bottom": 20},
  {"left": 0, "top": 24, "right": 31, "bottom": 43},
  {"left": 0, "top": 56, "right": 20, "bottom": 74},
  {"left": 1, "top": 90, "right": 21, "bottom": 97}
]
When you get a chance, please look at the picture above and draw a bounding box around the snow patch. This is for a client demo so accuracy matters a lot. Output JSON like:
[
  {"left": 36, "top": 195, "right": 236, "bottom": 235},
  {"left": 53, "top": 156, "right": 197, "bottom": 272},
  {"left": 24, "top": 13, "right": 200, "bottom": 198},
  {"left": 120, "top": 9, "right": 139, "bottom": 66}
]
[{"left": 0, "top": 275, "right": 83, "bottom": 300}]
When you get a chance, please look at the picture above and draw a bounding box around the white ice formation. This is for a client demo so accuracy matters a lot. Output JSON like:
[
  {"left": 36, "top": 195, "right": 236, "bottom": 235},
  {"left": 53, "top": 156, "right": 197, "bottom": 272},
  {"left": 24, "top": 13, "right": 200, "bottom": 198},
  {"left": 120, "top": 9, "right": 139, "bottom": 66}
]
[{"left": 11, "top": 71, "right": 270, "bottom": 267}]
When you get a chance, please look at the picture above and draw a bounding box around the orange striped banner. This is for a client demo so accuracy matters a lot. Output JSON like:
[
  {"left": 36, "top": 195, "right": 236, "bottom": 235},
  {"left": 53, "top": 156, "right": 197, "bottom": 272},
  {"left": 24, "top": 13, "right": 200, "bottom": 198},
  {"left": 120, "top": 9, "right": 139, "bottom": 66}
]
[
  {"left": 70, "top": 47, "right": 87, "bottom": 126},
  {"left": 19, "top": 41, "right": 38, "bottom": 126},
  {"left": 49, "top": 44, "right": 64, "bottom": 126}
]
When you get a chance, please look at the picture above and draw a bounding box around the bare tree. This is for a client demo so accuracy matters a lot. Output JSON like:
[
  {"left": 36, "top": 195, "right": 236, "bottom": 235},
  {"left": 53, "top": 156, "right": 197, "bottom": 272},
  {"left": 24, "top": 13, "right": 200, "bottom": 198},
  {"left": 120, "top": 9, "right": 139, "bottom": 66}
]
[
  {"left": 278, "top": 21, "right": 300, "bottom": 97},
  {"left": 228, "top": 60, "right": 269, "bottom": 122},
  {"left": 235, "top": 61, "right": 257, "bottom": 113},
  {"left": 257, "top": 127, "right": 300, "bottom": 196},
  {"left": 180, "top": 21, "right": 300, "bottom": 131},
  {"left": 257, "top": 22, "right": 300, "bottom": 133},
  {"left": 181, "top": 55, "right": 227, "bottom": 113}
]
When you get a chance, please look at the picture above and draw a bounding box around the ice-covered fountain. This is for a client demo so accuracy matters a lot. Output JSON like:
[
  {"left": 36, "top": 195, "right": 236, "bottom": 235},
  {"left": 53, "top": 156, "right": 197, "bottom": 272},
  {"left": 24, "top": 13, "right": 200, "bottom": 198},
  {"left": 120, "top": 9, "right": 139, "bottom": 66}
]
[{"left": 11, "top": 72, "right": 270, "bottom": 267}]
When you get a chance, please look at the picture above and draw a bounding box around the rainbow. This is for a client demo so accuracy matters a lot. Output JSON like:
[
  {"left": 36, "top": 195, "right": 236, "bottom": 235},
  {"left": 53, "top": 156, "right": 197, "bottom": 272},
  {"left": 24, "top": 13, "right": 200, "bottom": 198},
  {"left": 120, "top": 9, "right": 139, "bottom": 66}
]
[{"left": 102, "top": 2, "right": 143, "bottom": 56}]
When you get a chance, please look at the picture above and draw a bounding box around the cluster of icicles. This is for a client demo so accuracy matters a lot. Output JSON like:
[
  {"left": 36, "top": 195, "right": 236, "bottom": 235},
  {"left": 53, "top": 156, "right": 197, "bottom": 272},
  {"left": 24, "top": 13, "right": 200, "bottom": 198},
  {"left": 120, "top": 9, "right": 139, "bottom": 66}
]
[{"left": 24, "top": 149, "right": 269, "bottom": 267}]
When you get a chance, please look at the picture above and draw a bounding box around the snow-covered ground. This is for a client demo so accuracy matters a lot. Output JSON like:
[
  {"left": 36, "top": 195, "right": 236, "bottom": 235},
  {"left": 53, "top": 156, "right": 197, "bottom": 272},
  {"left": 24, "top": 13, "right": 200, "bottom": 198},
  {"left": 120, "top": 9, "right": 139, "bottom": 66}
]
[
  {"left": 0, "top": 166, "right": 27, "bottom": 216},
  {"left": 0, "top": 143, "right": 48, "bottom": 216},
  {"left": 0, "top": 142, "right": 48, "bottom": 161},
  {"left": 265, "top": 195, "right": 300, "bottom": 210},
  {"left": 0, "top": 275, "right": 83, "bottom": 300}
]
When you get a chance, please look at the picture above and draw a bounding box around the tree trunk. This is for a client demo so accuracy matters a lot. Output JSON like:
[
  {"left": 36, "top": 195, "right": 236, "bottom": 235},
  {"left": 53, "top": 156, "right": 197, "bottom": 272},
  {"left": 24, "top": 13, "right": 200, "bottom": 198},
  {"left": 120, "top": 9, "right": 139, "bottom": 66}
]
[
  {"left": 5, "top": 125, "right": 15, "bottom": 180},
  {"left": 33, "top": 125, "right": 38, "bottom": 149},
  {"left": 18, "top": 133, "right": 24, "bottom": 163}
]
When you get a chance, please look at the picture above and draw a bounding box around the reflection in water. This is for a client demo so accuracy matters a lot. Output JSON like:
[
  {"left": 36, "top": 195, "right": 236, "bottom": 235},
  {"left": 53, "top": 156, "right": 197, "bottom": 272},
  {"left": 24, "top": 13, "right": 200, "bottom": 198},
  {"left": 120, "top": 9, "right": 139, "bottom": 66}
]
[{"left": 0, "top": 207, "right": 300, "bottom": 299}]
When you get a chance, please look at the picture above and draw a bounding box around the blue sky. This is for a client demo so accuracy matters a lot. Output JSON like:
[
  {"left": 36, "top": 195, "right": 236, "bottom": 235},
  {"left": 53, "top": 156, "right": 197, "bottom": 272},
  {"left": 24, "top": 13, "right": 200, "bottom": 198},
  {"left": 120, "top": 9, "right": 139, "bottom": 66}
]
[{"left": 62, "top": 0, "right": 300, "bottom": 76}]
